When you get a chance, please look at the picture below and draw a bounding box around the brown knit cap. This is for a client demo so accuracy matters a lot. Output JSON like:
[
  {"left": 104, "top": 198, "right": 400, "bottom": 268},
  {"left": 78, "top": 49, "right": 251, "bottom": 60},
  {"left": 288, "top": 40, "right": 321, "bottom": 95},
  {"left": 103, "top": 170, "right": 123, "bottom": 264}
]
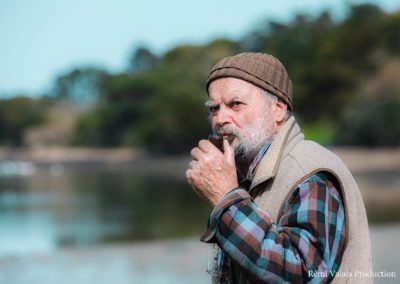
[{"left": 206, "top": 52, "right": 293, "bottom": 111}]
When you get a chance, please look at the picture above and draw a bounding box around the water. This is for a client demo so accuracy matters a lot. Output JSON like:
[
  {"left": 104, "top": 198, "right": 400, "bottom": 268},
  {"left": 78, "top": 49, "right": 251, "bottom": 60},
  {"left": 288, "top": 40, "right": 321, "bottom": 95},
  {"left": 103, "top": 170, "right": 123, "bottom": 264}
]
[
  {"left": 1, "top": 160, "right": 400, "bottom": 257},
  {"left": 0, "top": 159, "right": 399, "bottom": 283},
  {"left": 0, "top": 161, "right": 211, "bottom": 257}
]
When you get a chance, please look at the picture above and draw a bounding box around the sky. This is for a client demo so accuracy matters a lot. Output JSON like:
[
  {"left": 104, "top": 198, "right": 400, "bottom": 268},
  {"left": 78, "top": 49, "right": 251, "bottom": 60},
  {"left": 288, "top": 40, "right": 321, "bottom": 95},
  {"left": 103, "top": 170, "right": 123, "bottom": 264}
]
[{"left": 1, "top": 0, "right": 399, "bottom": 97}]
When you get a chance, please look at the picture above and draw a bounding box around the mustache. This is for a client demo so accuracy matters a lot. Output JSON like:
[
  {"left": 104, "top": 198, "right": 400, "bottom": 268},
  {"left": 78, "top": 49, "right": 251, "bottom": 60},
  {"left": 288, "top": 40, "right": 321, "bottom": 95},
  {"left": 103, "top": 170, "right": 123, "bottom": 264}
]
[{"left": 214, "top": 125, "right": 240, "bottom": 137}]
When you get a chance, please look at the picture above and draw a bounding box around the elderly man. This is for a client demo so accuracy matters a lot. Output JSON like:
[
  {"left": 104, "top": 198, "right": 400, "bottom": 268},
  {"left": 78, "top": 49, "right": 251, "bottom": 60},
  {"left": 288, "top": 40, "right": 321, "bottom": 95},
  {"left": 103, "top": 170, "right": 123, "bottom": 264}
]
[{"left": 186, "top": 53, "right": 372, "bottom": 283}]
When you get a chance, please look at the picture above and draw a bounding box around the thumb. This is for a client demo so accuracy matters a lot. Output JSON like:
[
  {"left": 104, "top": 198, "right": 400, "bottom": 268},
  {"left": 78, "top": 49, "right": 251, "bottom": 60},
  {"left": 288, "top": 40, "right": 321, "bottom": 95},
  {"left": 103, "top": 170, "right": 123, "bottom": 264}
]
[{"left": 223, "top": 138, "right": 235, "bottom": 164}]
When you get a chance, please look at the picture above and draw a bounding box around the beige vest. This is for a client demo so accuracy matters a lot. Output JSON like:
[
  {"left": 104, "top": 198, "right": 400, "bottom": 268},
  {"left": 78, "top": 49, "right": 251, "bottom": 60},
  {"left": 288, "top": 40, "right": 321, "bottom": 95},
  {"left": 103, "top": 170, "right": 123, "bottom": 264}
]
[{"left": 235, "top": 116, "right": 372, "bottom": 284}]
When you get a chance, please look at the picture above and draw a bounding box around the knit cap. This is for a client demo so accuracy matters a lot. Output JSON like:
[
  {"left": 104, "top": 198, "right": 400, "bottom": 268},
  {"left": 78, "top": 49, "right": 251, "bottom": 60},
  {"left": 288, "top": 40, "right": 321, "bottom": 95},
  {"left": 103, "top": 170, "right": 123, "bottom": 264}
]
[{"left": 206, "top": 52, "right": 293, "bottom": 111}]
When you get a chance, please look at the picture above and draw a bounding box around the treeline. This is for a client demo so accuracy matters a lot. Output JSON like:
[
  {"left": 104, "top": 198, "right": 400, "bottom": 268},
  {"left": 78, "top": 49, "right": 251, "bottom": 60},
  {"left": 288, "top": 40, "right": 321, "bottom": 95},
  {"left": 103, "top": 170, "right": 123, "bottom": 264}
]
[{"left": 2, "top": 4, "right": 400, "bottom": 152}]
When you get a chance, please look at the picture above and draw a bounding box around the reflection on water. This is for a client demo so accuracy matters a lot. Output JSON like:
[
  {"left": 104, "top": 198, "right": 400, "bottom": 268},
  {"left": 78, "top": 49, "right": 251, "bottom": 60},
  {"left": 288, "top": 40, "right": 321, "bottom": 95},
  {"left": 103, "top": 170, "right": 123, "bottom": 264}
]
[
  {"left": 1, "top": 159, "right": 399, "bottom": 258},
  {"left": 0, "top": 160, "right": 35, "bottom": 176},
  {"left": 0, "top": 162, "right": 211, "bottom": 257}
]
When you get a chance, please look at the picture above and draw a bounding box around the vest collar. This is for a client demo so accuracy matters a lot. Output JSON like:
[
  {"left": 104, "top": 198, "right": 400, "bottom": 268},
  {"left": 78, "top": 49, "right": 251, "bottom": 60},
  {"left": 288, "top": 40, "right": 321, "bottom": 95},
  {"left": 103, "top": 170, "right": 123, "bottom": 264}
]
[{"left": 249, "top": 116, "right": 304, "bottom": 190}]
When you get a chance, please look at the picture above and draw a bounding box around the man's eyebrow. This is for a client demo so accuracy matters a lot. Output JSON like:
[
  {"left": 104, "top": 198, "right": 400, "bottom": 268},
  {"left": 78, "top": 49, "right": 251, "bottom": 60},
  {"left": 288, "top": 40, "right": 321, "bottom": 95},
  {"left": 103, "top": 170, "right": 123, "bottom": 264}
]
[
  {"left": 227, "top": 95, "right": 244, "bottom": 102},
  {"left": 204, "top": 100, "right": 218, "bottom": 108}
]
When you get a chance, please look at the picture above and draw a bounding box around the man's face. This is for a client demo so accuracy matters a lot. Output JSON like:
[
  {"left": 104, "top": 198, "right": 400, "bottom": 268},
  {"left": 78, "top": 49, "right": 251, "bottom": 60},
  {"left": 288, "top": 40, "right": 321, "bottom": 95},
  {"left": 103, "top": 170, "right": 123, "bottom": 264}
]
[{"left": 207, "top": 77, "right": 277, "bottom": 160}]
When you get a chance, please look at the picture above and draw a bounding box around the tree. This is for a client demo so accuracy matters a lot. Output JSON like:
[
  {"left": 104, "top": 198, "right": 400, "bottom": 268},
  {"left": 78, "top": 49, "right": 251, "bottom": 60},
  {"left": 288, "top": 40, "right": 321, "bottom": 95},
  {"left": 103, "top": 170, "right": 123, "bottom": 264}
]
[
  {"left": 0, "top": 97, "right": 47, "bottom": 146},
  {"left": 337, "top": 59, "right": 400, "bottom": 146},
  {"left": 52, "top": 67, "right": 109, "bottom": 105},
  {"left": 128, "top": 46, "right": 158, "bottom": 73}
]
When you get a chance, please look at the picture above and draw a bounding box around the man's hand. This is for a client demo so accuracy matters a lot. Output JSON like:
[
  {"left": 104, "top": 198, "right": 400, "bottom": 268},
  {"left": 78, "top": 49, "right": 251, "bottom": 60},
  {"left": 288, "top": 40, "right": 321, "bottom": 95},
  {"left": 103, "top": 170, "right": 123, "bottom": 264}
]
[{"left": 186, "top": 139, "right": 238, "bottom": 206}]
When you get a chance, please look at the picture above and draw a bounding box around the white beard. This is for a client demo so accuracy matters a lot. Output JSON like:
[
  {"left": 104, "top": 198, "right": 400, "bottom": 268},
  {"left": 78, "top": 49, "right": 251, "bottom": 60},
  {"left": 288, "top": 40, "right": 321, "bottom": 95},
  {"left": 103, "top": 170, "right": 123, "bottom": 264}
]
[{"left": 214, "top": 113, "right": 275, "bottom": 161}]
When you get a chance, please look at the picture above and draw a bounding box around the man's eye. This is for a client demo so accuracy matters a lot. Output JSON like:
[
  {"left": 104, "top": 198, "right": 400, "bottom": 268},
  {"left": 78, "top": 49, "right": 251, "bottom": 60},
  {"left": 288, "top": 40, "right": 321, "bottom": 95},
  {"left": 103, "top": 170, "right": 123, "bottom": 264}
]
[
  {"left": 231, "top": 101, "right": 242, "bottom": 107},
  {"left": 209, "top": 106, "right": 219, "bottom": 112}
]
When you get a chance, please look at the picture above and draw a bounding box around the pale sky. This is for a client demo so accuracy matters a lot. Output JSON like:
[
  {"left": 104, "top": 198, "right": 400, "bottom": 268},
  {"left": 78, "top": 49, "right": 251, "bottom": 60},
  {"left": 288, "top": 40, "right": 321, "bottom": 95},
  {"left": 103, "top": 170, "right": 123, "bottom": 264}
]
[{"left": 1, "top": 0, "right": 399, "bottom": 97}]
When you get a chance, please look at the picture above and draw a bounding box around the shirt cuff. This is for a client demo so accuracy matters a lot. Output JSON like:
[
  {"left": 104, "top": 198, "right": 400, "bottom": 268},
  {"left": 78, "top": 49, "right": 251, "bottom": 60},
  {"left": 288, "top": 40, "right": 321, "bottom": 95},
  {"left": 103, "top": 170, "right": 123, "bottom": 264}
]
[{"left": 200, "top": 187, "right": 252, "bottom": 243}]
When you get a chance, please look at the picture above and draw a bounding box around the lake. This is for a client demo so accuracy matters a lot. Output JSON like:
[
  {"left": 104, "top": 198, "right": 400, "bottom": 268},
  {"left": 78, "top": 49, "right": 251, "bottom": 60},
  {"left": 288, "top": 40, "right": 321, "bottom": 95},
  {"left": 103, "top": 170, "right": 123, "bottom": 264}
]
[
  {"left": 0, "top": 154, "right": 399, "bottom": 283},
  {"left": 0, "top": 161, "right": 211, "bottom": 257}
]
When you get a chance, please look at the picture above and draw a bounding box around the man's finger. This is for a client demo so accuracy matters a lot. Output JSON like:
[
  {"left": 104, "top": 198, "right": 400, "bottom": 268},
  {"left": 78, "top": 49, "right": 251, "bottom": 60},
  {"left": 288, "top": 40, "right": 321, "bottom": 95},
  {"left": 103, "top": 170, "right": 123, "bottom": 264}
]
[
  {"left": 190, "top": 147, "right": 204, "bottom": 160},
  {"left": 188, "top": 160, "right": 198, "bottom": 170},
  {"left": 223, "top": 138, "right": 235, "bottom": 165},
  {"left": 198, "top": 139, "right": 215, "bottom": 152},
  {"left": 185, "top": 169, "right": 192, "bottom": 182}
]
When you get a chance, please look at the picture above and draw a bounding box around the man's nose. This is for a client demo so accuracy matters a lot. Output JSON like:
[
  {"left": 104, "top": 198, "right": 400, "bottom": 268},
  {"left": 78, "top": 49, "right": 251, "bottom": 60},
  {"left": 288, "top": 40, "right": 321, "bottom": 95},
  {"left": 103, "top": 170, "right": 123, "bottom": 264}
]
[{"left": 214, "top": 105, "right": 231, "bottom": 127}]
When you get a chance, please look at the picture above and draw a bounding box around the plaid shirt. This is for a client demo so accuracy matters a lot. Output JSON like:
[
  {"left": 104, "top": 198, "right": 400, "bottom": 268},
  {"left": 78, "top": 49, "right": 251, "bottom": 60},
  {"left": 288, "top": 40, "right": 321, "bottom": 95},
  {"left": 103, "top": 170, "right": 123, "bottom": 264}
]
[{"left": 201, "top": 142, "right": 346, "bottom": 283}]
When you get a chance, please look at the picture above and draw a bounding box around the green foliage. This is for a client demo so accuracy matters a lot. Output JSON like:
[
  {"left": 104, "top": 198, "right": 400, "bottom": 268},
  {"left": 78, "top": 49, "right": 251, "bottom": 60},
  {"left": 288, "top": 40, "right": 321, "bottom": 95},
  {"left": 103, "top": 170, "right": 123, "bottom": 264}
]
[
  {"left": 69, "top": 4, "right": 400, "bottom": 151},
  {"left": 4, "top": 3, "right": 397, "bottom": 150},
  {"left": 71, "top": 72, "right": 155, "bottom": 146},
  {"left": 52, "top": 67, "right": 109, "bottom": 105},
  {"left": 131, "top": 81, "right": 209, "bottom": 153},
  {"left": 71, "top": 42, "right": 242, "bottom": 152},
  {"left": 128, "top": 46, "right": 158, "bottom": 73},
  {"left": 383, "top": 11, "right": 400, "bottom": 53},
  {"left": 338, "top": 93, "right": 400, "bottom": 146},
  {"left": 302, "top": 118, "right": 337, "bottom": 146},
  {"left": 337, "top": 59, "right": 400, "bottom": 146},
  {"left": 0, "top": 97, "right": 47, "bottom": 146}
]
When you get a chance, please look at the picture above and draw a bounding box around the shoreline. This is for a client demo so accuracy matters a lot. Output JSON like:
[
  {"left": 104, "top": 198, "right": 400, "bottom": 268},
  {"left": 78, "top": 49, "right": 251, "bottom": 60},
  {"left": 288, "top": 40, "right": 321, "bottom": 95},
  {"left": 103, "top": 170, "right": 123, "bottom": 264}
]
[
  {"left": 0, "top": 146, "right": 399, "bottom": 166},
  {"left": 0, "top": 146, "right": 399, "bottom": 200}
]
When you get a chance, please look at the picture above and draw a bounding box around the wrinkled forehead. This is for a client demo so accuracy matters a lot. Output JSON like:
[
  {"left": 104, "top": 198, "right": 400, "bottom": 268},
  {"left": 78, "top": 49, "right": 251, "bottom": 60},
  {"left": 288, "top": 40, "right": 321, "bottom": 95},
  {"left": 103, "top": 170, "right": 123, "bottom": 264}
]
[{"left": 207, "top": 77, "right": 263, "bottom": 102}]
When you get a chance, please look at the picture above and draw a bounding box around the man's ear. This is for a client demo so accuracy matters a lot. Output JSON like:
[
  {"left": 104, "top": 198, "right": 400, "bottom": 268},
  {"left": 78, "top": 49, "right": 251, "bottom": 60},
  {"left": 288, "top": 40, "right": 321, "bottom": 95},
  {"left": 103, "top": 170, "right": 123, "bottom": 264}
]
[{"left": 274, "top": 99, "right": 287, "bottom": 124}]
